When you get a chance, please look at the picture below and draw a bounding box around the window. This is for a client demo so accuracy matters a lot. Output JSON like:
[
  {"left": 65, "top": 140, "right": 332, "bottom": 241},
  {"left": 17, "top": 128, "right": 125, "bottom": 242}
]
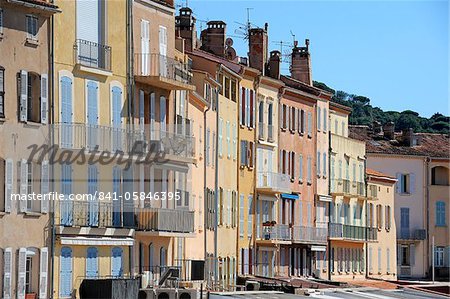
[
  {"left": 25, "top": 256, "right": 33, "bottom": 293},
  {"left": 206, "top": 128, "right": 210, "bottom": 166},
  {"left": 378, "top": 247, "right": 382, "bottom": 272},
  {"left": 248, "top": 195, "right": 253, "bottom": 238},
  {"left": 231, "top": 79, "right": 237, "bottom": 102},
  {"left": 218, "top": 118, "right": 223, "bottom": 157},
  {"left": 317, "top": 107, "right": 321, "bottom": 131},
  {"left": 290, "top": 152, "right": 295, "bottom": 180},
  {"left": 299, "top": 155, "right": 303, "bottom": 182},
  {"left": 431, "top": 166, "right": 449, "bottom": 185},
  {"left": 307, "top": 156, "right": 312, "bottom": 183},
  {"left": 0, "top": 9, "right": 3, "bottom": 35},
  {"left": 26, "top": 15, "right": 38, "bottom": 40},
  {"left": 323, "top": 153, "right": 327, "bottom": 176},
  {"left": 334, "top": 120, "right": 338, "bottom": 134},
  {"left": 300, "top": 109, "right": 305, "bottom": 133},
  {"left": 436, "top": 201, "right": 446, "bottom": 226},
  {"left": 341, "top": 121, "right": 345, "bottom": 136},
  {"left": 359, "top": 164, "right": 364, "bottom": 182},
  {"left": 352, "top": 162, "right": 356, "bottom": 182},
  {"left": 226, "top": 121, "right": 230, "bottom": 159},
  {"left": 0, "top": 67, "right": 4, "bottom": 118},
  {"left": 435, "top": 247, "right": 444, "bottom": 267},
  {"left": 307, "top": 112, "right": 312, "bottom": 137},
  {"left": 397, "top": 173, "right": 414, "bottom": 194},
  {"left": 317, "top": 151, "right": 321, "bottom": 176},
  {"left": 400, "top": 245, "right": 410, "bottom": 266},
  {"left": 224, "top": 77, "right": 230, "bottom": 98},
  {"left": 26, "top": 161, "right": 32, "bottom": 211},
  {"left": 281, "top": 104, "right": 287, "bottom": 130},
  {"left": 376, "top": 204, "right": 383, "bottom": 230},
  {"left": 323, "top": 109, "right": 327, "bottom": 131},
  {"left": 232, "top": 124, "right": 237, "bottom": 160},
  {"left": 385, "top": 205, "right": 391, "bottom": 230}
]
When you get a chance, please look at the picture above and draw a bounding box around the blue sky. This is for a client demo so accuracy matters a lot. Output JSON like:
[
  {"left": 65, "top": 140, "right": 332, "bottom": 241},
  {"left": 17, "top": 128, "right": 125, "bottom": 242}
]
[{"left": 176, "top": 0, "right": 449, "bottom": 117}]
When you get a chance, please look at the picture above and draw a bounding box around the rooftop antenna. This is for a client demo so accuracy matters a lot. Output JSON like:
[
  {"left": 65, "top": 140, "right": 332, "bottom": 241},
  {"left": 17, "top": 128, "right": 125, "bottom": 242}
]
[
  {"left": 234, "top": 8, "right": 254, "bottom": 41},
  {"left": 290, "top": 30, "right": 297, "bottom": 47},
  {"left": 272, "top": 41, "right": 293, "bottom": 63}
]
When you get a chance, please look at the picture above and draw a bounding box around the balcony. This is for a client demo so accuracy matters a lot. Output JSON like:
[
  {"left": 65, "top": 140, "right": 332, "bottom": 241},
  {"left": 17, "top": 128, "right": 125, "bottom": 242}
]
[
  {"left": 329, "top": 223, "right": 377, "bottom": 242},
  {"left": 256, "top": 171, "right": 291, "bottom": 194},
  {"left": 74, "top": 39, "right": 112, "bottom": 73},
  {"left": 140, "top": 260, "right": 202, "bottom": 288},
  {"left": 134, "top": 53, "right": 194, "bottom": 90},
  {"left": 136, "top": 208, "right": 195, "bottom": 235},
  {"left": 399, "top": 228, "right": 426, "bottom": 241},
  {"left": 260, "top": 224, "right": 291, "bottom": 243},
  {"left": 258, "top": 123, "right": 275, "bottom": 143},
  {"left": 331, "top": 179, "right": 364, "bottom": 198},
  {"left": 57, "top": 200, "right": 133, "bottom": 228},
  {"left": 367, "top": 184, "right": 378, "bottom": 200},
  {"left": 292, "top": 226, "right": 328, "bottom": 244}
]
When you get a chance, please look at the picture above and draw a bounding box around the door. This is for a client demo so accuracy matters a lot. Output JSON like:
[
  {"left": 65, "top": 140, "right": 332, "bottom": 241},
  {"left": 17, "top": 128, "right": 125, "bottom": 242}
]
[
  {"left": 111, "top": 86, "right": 122, "bottom": 151},
  {"left": 60, "top": 247, "right": 73, "bottom": 298},
  {"left": 111, "top": 247, "right": 123, "bottom": 278},
  {"left": 400, "top": 208, "right": 410, "bottom": 238},
  {"left": 88, "top": 165, "right": 99, "bottom": 226},
  {"left": 87, "top": 81, "right": 98, "bottom": 150},
  {"left": 60, "top": 76, "right": 73, "bottom": 148},
  {"left": 141, "top": 20, "right": 150, "bottom": 75},
  {"left": 86, "top": 247, "right": 98, "bottom": 278},
  {"left": 159, "top": 26, "right": 167, "bottom": 76},
  {"left": 112, "top": 166, "right": 122, "bottom": 227}
]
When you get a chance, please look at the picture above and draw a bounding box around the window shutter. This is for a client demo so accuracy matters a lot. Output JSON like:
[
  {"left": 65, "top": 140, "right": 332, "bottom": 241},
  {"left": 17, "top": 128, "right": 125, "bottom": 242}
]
[
  {"left": 39, "top": 74, "right": 49, "bottom": 124},
  {"left": 368, "top": 247, "right": 373, "bottom": 272},
  {"left": 302, "top": 110, "right": 306, "bottom": 133},
  {"left": 410, "top": 244, "right": 415, "bottom": 266},
  {"left": 139, "top": 89, "right": 145, "bottom": 132},
  {"left": 410, "top": 173, "right": 416, "bottom": 194},
  {"left": 41, "top": 160, "right": 49, "bottom": 213},
  {"left": 3, "top": 247, "right": 12, "bottom": 299},
  {"left": 19, "top": 160, "right": 28, "bottom": 212},
  {"left": 396, "top": 173, "right": 401, "bottom": 193},
  {"left": 17, "top": 248, "right": 26, "bottom": 299},
  {"left": 4, "top": 158, "right": 13, "bottom": 213},
  {"left": 20, "top": 70, "right": 28, "bottom": 122},
  {"left": 239, "top": 87, "right": 243, "bottom": 125},
  {"left": 251, "top": 90, "right": 255, "bottom": 128},
  {"left": 39, "top": 247, "right": 49, "bottom": 299},
  {"left": 308, "top": 112, "right": 312, "bottom": 136}
]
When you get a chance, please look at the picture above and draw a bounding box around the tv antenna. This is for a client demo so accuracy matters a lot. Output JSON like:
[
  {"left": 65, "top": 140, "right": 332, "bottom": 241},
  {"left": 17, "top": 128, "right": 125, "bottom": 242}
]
[
  {"left": 272, "top": 41, "right": 293, "bottom": 63},
  {"left": 234, "top": 8, "right": 255, "bottom": 41}
]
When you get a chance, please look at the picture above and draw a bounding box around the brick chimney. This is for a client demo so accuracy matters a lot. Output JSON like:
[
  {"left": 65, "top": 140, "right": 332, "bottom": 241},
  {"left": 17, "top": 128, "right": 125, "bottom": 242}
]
[
  {"left": 266, "top": 50, "right": 281, "bottom": 80},
  {"left": 248, "top": 23, "right": 269, "bottom": 74},
  {"left": 200, "top": 21, "right": 226, "bottom": 57},
  {"left": 290, "top": 39, "right": 312, "bottom": 85},
  {"left": 383, "top": 122, "right": 395, "bottom": 140},
  {"left": 176, "top": 7, "right": 197, "bottom": 52}
]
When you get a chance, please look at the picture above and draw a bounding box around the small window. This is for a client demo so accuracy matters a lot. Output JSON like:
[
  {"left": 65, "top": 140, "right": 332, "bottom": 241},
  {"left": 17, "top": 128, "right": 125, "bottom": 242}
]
[
  {"left": 26, "top": 15, "right": 38, "bottom": 40},
  {"left": 435, "top": 247, "right": 444, "bottom": 267},
  {"left": 224, "top": 77, "right": 230, "bottom": 99}
]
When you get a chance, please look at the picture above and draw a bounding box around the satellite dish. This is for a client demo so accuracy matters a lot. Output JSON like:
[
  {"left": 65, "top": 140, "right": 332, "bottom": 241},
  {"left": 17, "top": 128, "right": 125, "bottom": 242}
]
[
  {"left": 225, "top": 38, "right": 234, "bottom": 47},
  {"left": 225, "top": 47, "right": 237, "bottom": 60}
]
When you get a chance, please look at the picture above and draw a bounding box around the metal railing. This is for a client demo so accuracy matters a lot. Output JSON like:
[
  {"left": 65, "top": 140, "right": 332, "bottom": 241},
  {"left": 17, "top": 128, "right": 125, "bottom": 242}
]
[
  {"left": 134, "top": 53, "right": 192, "bottom": 84},
  {"left": 262, "top": 224, "right": 291, "bottom": 241},
  {"left": 399, "top": 228, "right": 426, "bottom": 240},
  {"left": 74, "top": 39, "right": 111, "bottom": 71},
  {"left": 329, "top": 223, "right": 377, "bottom": 241},
  {"left": 256, "top": 171, "right": 291, "bottom": 192},
  {"left": 57, "top": 200, "right": 132, "bottom": 228},
  {"left": 136, "top": 208, "right": 195, "bottom": 233},
  {"left": 292, "top": 226, "right": 328, "bottom": 243}
]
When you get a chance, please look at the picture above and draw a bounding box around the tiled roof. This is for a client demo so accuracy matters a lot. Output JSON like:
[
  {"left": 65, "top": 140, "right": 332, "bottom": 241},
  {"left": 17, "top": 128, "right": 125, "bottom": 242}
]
[
  {"left": 189, "top": 49, "right": 242, "bottom": 75},
  {"left": 15, "top": 0, "right": 58, "bottom": 9},
  {"left": 350, "top": 128, "right": 450, "bottom": 158},
  {"left": 281, "top": 75, "right": 333, "bottom": 98},
  {"left": 366, "top": 168, "right": 396, "bottom": 179}
]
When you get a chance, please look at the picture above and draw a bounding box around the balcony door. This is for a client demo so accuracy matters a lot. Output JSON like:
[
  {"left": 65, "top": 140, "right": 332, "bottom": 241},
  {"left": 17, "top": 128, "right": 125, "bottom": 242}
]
[
  {"left": 76, "top": 0, "right": 103, "bottom": 67},
  {"left": 159, "top": 26, "right": 168, "bottom": 77},
  {"left": 141, "top": 20, "right": 150, "bottom": 75},
  {"left": 60, "top": 76, "right": 73, "bottom": 148},
  {"left": 400, "top": 208, "right": 410, "bottom": 239}
]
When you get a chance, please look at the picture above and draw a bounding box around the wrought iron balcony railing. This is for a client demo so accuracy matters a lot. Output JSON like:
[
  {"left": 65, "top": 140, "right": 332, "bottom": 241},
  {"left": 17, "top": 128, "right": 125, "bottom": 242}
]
[
  {"left": 329, "top": 223, "right": 377, "bottom": 241},
  {"left": 136, "top": 208, "right": 195, "bottom": 233},
  {"left": 261, "top": 224, "right": 291, "bottom": 241},
  {"left": 399, "top": 228, "right": 426, "bottom": 240},
  {"left": 292, "top": 226, "right": 328, "bottom": 243},
  {"left": 74, "top": 39, "right": 112, "bottom": 71}
]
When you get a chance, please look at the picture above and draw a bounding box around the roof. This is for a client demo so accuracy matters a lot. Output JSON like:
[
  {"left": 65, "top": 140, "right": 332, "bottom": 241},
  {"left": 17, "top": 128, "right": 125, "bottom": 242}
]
[
  {"left": 366, "top": 168, "right": 396, "bottom": 180},
  {"left": 350, "top": 128, "right": 450, "bottom": 158},
  {"left": 189, "top": 49, "right": 242, "bottom": 75},
  {"left": 281, "top": 75, "right": 333, "bottom": 98},
  {"left": 330, "top": 101, "right": 352, "bottom": 114},
  {"left": 9, "top": 0, "right": 59, "bottom": 9}
]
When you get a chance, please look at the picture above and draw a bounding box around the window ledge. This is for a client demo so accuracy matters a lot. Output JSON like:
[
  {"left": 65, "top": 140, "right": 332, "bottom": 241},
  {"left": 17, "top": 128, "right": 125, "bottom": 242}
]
[
  {"left": 25, "top": 38, "right": 39, "bottom": 47},
  {"left": 24, "top": 211, "right": 42, "bottom": 217},
  {"left": 76, "top": 64, "right": 113, "bottom": 77},
  {"left": 435, "top": 224, "right": 447, "bottom": 228},
  {"left": 23, "top": 121, "right": 43, "bottom": 128},
  {"left": 0, "top": 212, "right": 7, "bottom": 217}
]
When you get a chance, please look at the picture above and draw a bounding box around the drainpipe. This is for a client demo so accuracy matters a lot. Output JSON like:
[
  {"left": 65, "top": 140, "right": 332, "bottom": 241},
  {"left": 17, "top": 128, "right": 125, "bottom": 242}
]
[
  {"left": 425, "top": 157, "right": 430, "bottom": 278},
  {"left": 203, "top": 86, "right": 211, "bottom": 287},
  {"left": 49, "top": 3, "right": 55, "bottom": 298},
  {"left": 214, "top": 65, "right": 223, "bottom": 285},
  {"left": 327, "top": 130, "right": 332, "bottom": 281},
  {"left": 364, "top": 157, "right": 368, "bottom": 279}
]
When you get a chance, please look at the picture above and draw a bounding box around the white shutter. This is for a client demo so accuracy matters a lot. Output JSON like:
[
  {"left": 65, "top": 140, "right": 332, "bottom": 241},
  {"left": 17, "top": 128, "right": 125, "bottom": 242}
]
[
  {"left": 40, "top": 74, "right": 48, "bottom": 124},
  {"left": 19, "top": 160, "right": 28, "bottom": 212},
  {"left": 409, "top": 173, "right": 416, "bottom": 194},
  {"left": 239, "top": 87, "right": 243, "bottom": 125},
  {"left": 39, "top": 247, "right": 48, "bottom": 299},
  {"left": 410, "top": 244, "right": 415, "bottom": 266},
  {"left": 4, "top": 158, "right": 13, "bottom": 213},
  {"left": 3, "top": 248, "right": 12, "bottom": 299},
  {"left": 17, "top": 248, "right": 26, "bottom": 299},
  {"left": 396, "top": 173, "right": 401, "bottom": 193},
  {"left": 41, "top": 161, "right": 49, "bottom": 213},
  {"left": 20, "top": 70, "right": 28, "bottom": 122},
  {"left": 252, "top": 91, "right": 256, "bottom": 128}
]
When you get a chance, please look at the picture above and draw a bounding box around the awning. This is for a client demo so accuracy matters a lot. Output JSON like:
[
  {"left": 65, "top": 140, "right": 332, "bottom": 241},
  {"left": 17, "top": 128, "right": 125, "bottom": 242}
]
[
  {"left": 311, "top": 245, "right": 326, "bottom": 252},
  {"left": 281, "top": 193, "right": 299, "bottom": 200},
  {"left": 153, "top": 161, "right": 189, "bottom": 173},
  {"left": 60, "top": 237, "right": 134, "bottom": 246}
]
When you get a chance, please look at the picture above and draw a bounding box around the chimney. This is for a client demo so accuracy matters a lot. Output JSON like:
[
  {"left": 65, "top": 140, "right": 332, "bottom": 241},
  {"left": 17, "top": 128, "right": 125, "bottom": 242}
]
[
  {"left": 266, "top": 50, "right": 281, "bottom": 79},
  {"left": 200, "top": 21, "right": 226, "bottom": 57},
  {"left": 383, "top": 122, "right": 395, "bottom": 140},
  {"left": 290, "top": 39, "right": 312, "bottom": 85},
  {"left": 402, "top": 128, "right": 420, "bottom": 146},
  {"left": 373, "top": 121, "right": 383, "bottom": 135},
  {"left": 248, "top": 23, "right": 269, "bottom": 74},
  {"left": 175, "top": 7, "right": 197, "bottom": 52}
]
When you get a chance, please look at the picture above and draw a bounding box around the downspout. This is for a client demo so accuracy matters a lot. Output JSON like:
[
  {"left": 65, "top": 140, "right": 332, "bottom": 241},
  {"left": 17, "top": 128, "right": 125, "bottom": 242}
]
[
  {"left": 204, "top": 88, "right": 211, "bottom": 286},
  {"left": 327, "top": 130, "right": 332, "bottom": 281},
  {"left": 425, "top": 157, "right": 430, "bottom": 277},
  {"left": 49, "top": 3, "right": 55, "bottom": 298},
  {"left": 364, "top": 157, "right": 368, "bottom": 279},
  {"left": 214, "top": 65, "right": 223, "bottom": 285}
]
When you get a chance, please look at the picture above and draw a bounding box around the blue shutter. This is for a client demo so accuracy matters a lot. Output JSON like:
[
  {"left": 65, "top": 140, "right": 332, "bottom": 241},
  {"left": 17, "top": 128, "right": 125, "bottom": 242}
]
[
  {"left": 60, "top": 247, "right": 73, "bottom": 297},
  {"left": 111, "top": 247, "right": 123, "bottom": 278},
  {"left": 88, "top": 165, "right": 99, "bottom": 226},
  {"left": 112, "top": 166, "right": 122, "bottom": 227},
  {"left": 61, "top": 165, "right": 73, "bottom": 226},
  {"left": 87, "top": 81, "right": 98, "bottom": 150},
  {"left": 86, "top": 247, "right": 98, "bottom": 278},
  {"left": 112, "top": 87, "right": 122, "bottom": 151},
  {"left": 61, "top": 76, "right": 73, "bottom": 148}
]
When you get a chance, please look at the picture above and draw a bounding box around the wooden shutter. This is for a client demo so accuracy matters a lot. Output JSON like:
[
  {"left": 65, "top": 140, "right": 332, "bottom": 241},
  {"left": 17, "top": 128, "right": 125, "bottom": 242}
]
[
  {"left": 41, "top": 160, "right": 49, "bottom": 213},
  {"left": 40, "top": 74, "right": 48, "bottom": 124},
  {"left": 3, "top": 247, "right": 12, "bottom": 299},
  {"left": 60, "top": 247, "right": 72, "bottom": 297},
  {"left": 39, "top": 247, "right": 48, "bottom": 299},
  {"left": 17, "top": 248, "right": 26, "bottom": 299},
  {"left": 4, "top": 158, "right": 13, "bottom": 213},
  {"left": 19, "top": 70, "right": 28, "bottom": 122},
  {"left": 410, "top": 244, "right": 415, "bottom": 266},
  {"left": 409, "top": 173, "right": 416, "bottom": 194},
  {"left": 111, "top": 247, "right": 123, "bottom": 278},
  {"left": 19, "top": 160, "right": 28, "bottom": 212}
]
